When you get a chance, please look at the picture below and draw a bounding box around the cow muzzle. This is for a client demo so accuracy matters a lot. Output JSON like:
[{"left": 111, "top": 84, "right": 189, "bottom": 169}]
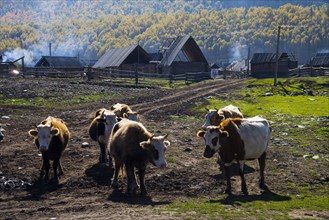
[
  {"left": 203, "top": 145, "right": 215, "bottom": 158},
  {"left": 39, "top": 146, "right": 48, "bottom": 152}
]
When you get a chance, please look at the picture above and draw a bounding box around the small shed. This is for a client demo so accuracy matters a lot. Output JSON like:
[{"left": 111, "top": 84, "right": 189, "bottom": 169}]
[
  {"left": 93, "top": 44, "right": 155, "bottom": 72},
  {"left": 155, "top": 36, "right": 209, "bottom": 75},
  {"left": 250, "top": 52, "right": 297, "bottom": 78},
  {"left": 309, "top": 53, "right": 329, "bottom": 67},
  {"left": 35, "top": 56, "right": 84, "bottom": 70}
]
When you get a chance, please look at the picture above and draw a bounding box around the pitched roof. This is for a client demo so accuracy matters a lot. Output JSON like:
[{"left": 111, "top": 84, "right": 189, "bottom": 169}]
[
  {"left": 250, "top": 52, "right": 294, "bottom": 64},
  {"left": 310, "top": 53, "right": 329, "bottom": 66},
  {"left": 93, "top": 44, "right": 151, "bottom": 68},
  {"left": 160, "top": 36, "right": 208, "bottom": 66},
  {"left": 34, "top": 56, "right": 83, "bottom": 68}
]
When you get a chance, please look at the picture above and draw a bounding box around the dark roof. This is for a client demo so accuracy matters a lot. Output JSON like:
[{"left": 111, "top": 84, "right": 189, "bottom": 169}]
[
  {"left": 34, "top": 56, "right": 83, "bottom": 68},
  {"left": 250, "top": 52, "right": 294, "bottom": 64},
  {"left": 93, "top": 45, "right": 151, "bottom": 68},
  {"left": 310, "top": 53, "right": 329, "bottom": 66},
  {"left": 160, "top": 36, "right": 208, "bottom": 66}
]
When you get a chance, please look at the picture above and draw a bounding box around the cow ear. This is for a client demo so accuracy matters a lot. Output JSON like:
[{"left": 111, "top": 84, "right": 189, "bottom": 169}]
[
  {"left": 164, "top": 140, "right": 170, "bottom": 147},
  {"left": 197, "top": 130, "right": 205, "bottom": 137},
  {"left": 219, "top": 130, "right": 229, "bottom": 137},
  {"left": 140, "top": 141, "right": 149, "bottom": 149},
  {"left": 28, "top": 129, "right": 38, "bottom": 137},
  {"left": 96, "top": 117, "right": 106, "bottom": 123},
  {"left": 50, "top": 128, "right": 60, "bottom": 136}
]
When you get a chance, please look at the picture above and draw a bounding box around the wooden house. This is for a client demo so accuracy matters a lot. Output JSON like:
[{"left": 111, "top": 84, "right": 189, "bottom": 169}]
[
  {"left": 93, "top": 44, "right": 155, "bottom": 73},
  {"left": 250, "top": 53, "right": 297, "bottom": 78},
  {"left": 309, "top": 53, "right": 329, "bottom": 67},
  {"left": 35, "top": 56, "right": 84, "bottom": 70},
  {"left": 154, "top": 36, "right": 209, "bottom": 75}
]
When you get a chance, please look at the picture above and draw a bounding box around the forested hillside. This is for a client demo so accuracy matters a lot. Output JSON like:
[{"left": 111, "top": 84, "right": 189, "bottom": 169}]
[{"left": 0, "top": 0, "right": 328, "bottom": 66}]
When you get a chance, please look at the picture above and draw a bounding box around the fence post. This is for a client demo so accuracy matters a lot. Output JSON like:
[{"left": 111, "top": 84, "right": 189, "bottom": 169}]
[{"left": 135, "top": 66, "right": 138, "bottom": 86}]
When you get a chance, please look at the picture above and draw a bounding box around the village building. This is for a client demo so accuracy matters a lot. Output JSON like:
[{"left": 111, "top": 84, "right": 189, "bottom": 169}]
[
  {"left": 250, "top": 52, "right": 297, "bottom": 78},
  {"left": 309, "top": 52, "right": 329, "bottom": 67},
  {"left": 93, "top": 44, "right": 154, "bottom": 73},
  {"left": 153, "top": 36, "right": 209, "bottom": 75},
  {"left": 35, "top": 56, "right": 84, "bottom": 70}
]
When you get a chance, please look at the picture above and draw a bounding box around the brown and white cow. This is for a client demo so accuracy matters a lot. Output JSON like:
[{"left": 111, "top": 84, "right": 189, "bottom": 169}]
[
  {"left": 197, "top": 116, "right": 271, "bottom": 195},
  {"left": 110, "top": 103, "right": 139, "bottom": 121},
  {"left": 89, "top": 108, "right": 117, "bottom": 164},
  {"left": 202, "top": 104, "right": 243, "bottom": 130},
  {"left": 28, "top": 116, "right": 70, "bottom": 183},
  {"left": 108, "top": 121, "right": 170, "bottom": 196}
]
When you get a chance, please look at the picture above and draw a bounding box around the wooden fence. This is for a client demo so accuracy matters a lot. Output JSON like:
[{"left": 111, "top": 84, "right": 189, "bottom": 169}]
[
  {"left": 20, "top": 67, "right": 211, "bottom": 86},
  {"left": 289, "top": 67, "right": 329, "bottom": 77}
]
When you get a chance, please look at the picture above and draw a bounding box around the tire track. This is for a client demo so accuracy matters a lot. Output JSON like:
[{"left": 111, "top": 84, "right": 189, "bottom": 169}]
[{"left": 132, "top": 79, "right": 245, "bottom": 114}]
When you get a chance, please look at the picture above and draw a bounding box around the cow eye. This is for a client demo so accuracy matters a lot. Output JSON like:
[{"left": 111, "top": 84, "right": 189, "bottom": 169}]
[{"left": 212, "top": 137, "right": 218, "bottom": 146}]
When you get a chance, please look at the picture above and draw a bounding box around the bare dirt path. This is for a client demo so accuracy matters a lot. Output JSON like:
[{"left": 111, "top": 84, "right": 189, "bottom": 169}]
[{"left": 132, "top": 79, "right": 245, "bottom": 114}]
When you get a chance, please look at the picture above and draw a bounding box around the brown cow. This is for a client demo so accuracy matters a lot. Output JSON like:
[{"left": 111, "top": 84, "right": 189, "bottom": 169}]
[
  {"left": 108, "top": 121, "right": 170, "bottom": 196},
  {"left": 110, "top": 103, "right": 139, "bottom": 121},
  {"left": 202, "top": 104, "right": 243, "bottom": 129},
  {"left": 28, "top": 116, "right": 70, "bottom": 183},
  {"left": 89, "top": 108, "right": 117, "bottom": 164},
  {"left": 197, "top": 116, "right": 271, "bottom": 195}
]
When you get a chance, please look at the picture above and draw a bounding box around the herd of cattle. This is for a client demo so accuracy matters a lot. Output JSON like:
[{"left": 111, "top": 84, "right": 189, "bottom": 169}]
[{"left": 24, "top": 103, "right": 271, "bottom": 196}]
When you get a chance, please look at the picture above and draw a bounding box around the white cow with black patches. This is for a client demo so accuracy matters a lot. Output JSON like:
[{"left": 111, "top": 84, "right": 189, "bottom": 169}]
[{"left": 197, "top": 116, "right": 271, "bottom": 195}]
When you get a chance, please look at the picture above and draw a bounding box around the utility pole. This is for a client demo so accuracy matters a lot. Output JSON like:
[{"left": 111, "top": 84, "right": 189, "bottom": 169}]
[
  {"left": 135, "top": 40, "right": 140, "bottom": 86},
  {"left": 274, "top": 25, "right": 281, "bottom": 87}
]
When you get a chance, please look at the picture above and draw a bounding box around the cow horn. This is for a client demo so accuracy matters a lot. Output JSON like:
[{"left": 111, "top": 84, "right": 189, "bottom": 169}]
[{"left": 163, "top": 133, "right": 169, "bottom": 139}]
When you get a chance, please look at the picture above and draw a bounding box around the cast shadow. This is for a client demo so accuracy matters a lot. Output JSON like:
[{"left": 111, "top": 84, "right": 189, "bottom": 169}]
[
  {"left": 210, "top": 185, "right": 291, "bottom": 205},
  {"left": 85, "top": 163, "right": 113, "bottom": 186},
  {"left": 23, "top": 178, "right": 63, "bottom": 201},
  {"left": 107, "top": 189, "right": 171, "bottom": 206}
]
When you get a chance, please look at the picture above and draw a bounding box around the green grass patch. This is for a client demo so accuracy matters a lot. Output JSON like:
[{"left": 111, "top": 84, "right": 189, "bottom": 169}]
[
  {"left": 160, "top": 191, "right": 329, "bottom": 219},
  {"left": 0, "top": 93, "right": 115, "bottom": 109},
  {"left": 201, "top": 77, "right": 329, "bottom": 118}
]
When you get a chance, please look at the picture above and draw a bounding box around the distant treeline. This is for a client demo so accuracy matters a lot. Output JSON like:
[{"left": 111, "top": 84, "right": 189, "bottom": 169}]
[{"left": 0, "top": 0, "right": 328, "bottom": 65}]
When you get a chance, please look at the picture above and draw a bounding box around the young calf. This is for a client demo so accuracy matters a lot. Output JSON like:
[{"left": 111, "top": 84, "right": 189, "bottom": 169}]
[
  {"left": 89, "top": 108, "right": 117, "bottom": 164},
  {"left": 28, "top": 116, "right": 70, "bottom": 183},
  {"left": 109, "top": 121, "right": 170, "bottom": 196},
  {"left": 197, "top": 116, "right": 271, "bottom": 195}
]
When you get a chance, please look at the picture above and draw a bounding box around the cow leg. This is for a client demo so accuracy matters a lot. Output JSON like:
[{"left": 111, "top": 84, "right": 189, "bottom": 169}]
[
  {"left": 238, "top": 160, "right": 248, "bottom": 195},
  {"left": 125, "top": 163, "right": 135, "bottom": 196},
  {"left": 42, "top": 154, "right": 50, "bottom": 183},
  {"left": 39, "top": 161, "right": 45, "bottom": 177},
  {"left": 138, "top": 168, "right": 147, "bottom": 196},
  {"left": 98, "top": 142, "right": 108, "bottom": 164},
  {"left": 224, "top": 164, "right": 232, "bottom": 194},
  {"left": 58, "top": 160, "right": 64, "bottom": 176},
  {"left": 111, "top": 158, "right": 122, "bottom": 189},
  {"left": 258, "top": 152, "right": 266, "bottom": 189},
  {"left": 53, "top": 158, "right": 60, "bottom": 184}
]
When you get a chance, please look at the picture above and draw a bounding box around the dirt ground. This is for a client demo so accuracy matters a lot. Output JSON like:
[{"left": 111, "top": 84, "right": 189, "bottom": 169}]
[{"left": 0, "top": 77, "right": 328, "bottom": 219}]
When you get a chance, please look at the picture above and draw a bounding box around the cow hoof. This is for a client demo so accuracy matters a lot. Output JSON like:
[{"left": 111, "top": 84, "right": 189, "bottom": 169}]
[
  {"left": 242, "top": 190, "right": 248, "bottom": 195},
  {"left": 259, "top": 182, "right": 267, "bottom": 190},
  {"left": 111, "top": 182, "right": 119, "bottom": 189},
  {"left": 224, "top": 189, "right": 232, "bottom": 195},
  {"left": 125, "top": 191, "right": 134, "bottom": 197},
  {"left": 140, "top": 190, "right": 148, "bottom": 196}
]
